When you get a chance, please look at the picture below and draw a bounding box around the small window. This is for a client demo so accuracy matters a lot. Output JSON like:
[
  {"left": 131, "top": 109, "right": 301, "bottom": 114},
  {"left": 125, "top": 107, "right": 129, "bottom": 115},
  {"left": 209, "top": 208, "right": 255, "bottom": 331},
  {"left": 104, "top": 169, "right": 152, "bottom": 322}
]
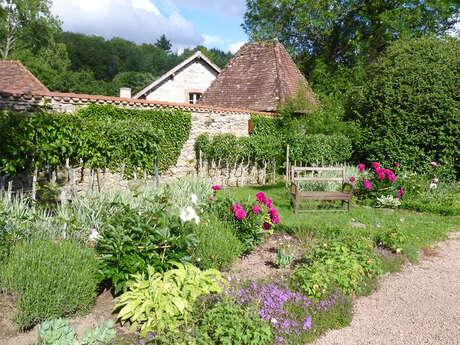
[{"left": 189, "top": 92, "right": 202, "bottom": 104}]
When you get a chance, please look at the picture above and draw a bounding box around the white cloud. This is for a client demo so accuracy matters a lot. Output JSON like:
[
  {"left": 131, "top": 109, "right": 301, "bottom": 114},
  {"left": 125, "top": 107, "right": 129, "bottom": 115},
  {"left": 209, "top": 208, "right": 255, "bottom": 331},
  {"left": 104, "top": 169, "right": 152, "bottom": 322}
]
[
  {"left": 202, "top": 34, "right": 225, "bottom": 47},
  {"left": 131, "top": 0, "right": 161, "bottom": 15},
  {"left": 52, "top": 0, "right": 203, "bottom": 49},
  {"left": 162, "top": 0, "right": 247, "bottom": 17},
  {"left": 228, "top": 41, "right": 246, "bottom": 54}
]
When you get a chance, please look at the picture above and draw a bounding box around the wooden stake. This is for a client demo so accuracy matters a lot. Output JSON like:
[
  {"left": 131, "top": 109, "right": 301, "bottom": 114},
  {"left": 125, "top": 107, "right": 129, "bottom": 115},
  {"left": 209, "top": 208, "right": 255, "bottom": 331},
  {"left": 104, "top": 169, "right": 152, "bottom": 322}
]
[
  {"left": 32, "top": 167, "right": 38, "bottom": 200},
  {"left": 286, "top": 144, "right": 290, "bottom": 190}
]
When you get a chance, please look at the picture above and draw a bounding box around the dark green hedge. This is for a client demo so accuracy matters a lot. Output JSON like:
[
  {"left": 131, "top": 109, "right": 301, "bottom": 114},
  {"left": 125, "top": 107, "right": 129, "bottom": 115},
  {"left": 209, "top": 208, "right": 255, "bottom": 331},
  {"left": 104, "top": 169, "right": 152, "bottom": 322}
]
[
  {"left": 347, "top": 36, "right": 460, "bottom": 179},
  {"left": 250, "top": 114, "right": 282, "bottom": 136},
  {"left": 0, "top": 105, "right": 191, "bottom": 175}
]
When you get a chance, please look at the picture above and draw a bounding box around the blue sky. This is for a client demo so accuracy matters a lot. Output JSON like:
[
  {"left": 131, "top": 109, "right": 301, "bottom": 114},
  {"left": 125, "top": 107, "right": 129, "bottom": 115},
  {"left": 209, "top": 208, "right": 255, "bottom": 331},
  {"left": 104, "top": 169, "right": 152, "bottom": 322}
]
[{"left": 51, "top": 0, "right": 249, "bottom": 53}]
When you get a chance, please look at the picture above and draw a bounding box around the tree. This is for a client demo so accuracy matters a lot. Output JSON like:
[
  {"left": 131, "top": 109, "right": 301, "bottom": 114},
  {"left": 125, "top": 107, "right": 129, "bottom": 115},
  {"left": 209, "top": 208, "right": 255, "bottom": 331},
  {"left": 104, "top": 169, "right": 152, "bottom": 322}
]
[
  {"left": 0, "top": 0, "right": 60, "bottom": 58},
  {"left": 243, "top": 0, "right": 460, "bottom": 70},
  {"left": 347, "top": 36, "right": 460, "bottom": 179},
  {"left": 155, "top": 34, "right": 172, "bottom": 53}
]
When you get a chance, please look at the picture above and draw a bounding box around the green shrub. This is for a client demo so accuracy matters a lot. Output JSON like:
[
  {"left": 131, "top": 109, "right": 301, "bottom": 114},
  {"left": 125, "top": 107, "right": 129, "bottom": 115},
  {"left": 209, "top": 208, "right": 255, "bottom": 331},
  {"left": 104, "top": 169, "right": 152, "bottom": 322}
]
[
  {"left": 347, "top": 36, "right": 460, "bottom": 179},
  {"left": 33, "top": 318, "right": 116, "bottom": 345},
  {"left": 292, "top": 239, "right": 383, "bottom": 300},
  {"left": 250, "top": 114, "right": 281, "bottom": 136},
  {"left": 197, "top": 300, "right": 273, "bottom": 345},
  {"left": 192, "top": 217, "right": 243, "bottom": 270},
  {"left": 0, "top": 238, "right": 99, "bottom": 329},
  {"left": 114, "top": 264, "right": 225, "bottom": 337},
  {"left": 96, "top": 200, "right": 197, "bottom": 294}
]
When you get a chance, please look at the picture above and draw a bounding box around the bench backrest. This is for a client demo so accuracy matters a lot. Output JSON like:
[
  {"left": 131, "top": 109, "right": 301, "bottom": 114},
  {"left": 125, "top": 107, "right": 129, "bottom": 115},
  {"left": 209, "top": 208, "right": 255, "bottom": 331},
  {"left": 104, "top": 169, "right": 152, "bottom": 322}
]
[{"left": 290, "top": 166, "right": 346, "bottom": 185}]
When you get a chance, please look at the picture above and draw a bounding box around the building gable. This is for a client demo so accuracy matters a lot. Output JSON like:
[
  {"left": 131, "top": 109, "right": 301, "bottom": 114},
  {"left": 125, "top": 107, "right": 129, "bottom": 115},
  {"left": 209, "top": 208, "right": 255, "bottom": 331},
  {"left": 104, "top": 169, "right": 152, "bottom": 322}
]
[{"left": 0, "top": 60, "right": 49, "bottom": 94}]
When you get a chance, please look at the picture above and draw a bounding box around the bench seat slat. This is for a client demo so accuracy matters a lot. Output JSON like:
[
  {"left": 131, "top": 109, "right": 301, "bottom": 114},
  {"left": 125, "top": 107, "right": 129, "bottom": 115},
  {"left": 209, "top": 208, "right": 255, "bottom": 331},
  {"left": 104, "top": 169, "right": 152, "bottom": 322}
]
[
  {"left": 293, "top": 167, "right": 345, "bottom": 172},
  {"left": 296, "top": 191, "right": 351, "bottom": 201},
  {"left": 294, "top": 177, "right": 343, "bottom": 182}
]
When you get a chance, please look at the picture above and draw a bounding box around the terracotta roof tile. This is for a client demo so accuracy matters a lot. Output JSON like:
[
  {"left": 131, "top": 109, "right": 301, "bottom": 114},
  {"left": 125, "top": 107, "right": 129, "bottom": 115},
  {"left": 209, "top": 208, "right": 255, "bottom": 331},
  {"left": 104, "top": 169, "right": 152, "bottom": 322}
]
[
  {"left": 0, "top": 60, "right": 49, "bottom": 94},
  {"left": 199, "top": 40, "right": 318, "bottom": 112}
]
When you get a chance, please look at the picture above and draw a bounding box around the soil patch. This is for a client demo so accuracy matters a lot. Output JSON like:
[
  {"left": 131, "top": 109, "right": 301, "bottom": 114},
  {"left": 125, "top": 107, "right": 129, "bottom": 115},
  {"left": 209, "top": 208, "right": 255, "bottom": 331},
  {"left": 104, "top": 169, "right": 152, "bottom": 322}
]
[
  {"left": 222, "top": 232, "right": 305, "bottom": 283},
  {"left": 0, "top": 290, "right": 133, "bottom": 345}
]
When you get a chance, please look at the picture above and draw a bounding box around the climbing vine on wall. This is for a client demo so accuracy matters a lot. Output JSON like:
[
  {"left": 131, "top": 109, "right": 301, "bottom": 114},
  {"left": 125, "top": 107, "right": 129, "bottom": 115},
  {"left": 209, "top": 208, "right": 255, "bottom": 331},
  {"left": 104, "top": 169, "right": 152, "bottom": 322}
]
[{"left": 0, "top": 105, "right": 191, "bottom": 175}]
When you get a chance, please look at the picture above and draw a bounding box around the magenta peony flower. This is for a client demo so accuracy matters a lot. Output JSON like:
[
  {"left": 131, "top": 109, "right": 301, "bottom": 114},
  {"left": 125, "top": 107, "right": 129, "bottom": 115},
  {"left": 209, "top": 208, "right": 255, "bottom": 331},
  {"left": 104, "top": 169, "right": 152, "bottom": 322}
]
[
  {"left": 388, "top": 173, "right": 397, "bottom": 182},
  {"left": 265, "top": 198, "right": 273, "bottom": 208},
  {"left": 378, "top": 172, "right": 386, "bottom": 179},
  {"left": 372, "top": 162, "right": 380, "bottom": 170},
  {"left": 395, "top": 162, "right": 400, "bottom": 167},
  {"left": 209, "top": 197, "right": 215, "bottom": 201},
  {"left": 375, "top": 167, "right": 384, "bottom": 174},
  {"left": 230, "top": 206, "right": 234, "bottom": 213},
  {"left": 397, "top": 188, "right": 405, "bottom": 199},
  {"left": 430, "top": 162, "right": 437, "bottom": 167},
  {"left": 256, "top": 191, "right": 267, "bottom": 203},
  {"left": 212, "top": 185, "right": 222, "bottom": 190},
  {"left": 262, "top": 222, "right": 272, "bottom": 230},
  {"left": 268, "top": 208, "right": 279, "bottom": 217},
  {"left": 252, "top": 205, "right": 262, "bottom": 214},
  {"left": 349, "top": 176, "right": 355, "bottom": 182},
  {"left": 358, "top": 164, "right": 365, "bottom": 172},
  {"left": 235, "top": 208, "right": 247, "bottom": 220},
  {"left": 433, "top": 178, "right": 439, "bottom": 183},
  {"left": 271, "top": 214, "right": 281, "bottom": 225},
  {"left": 235, "top": 203, "right": 243, "bottom": 210},
  {"left": 364, "top": 179, "right": 372, "bottom": 190}
]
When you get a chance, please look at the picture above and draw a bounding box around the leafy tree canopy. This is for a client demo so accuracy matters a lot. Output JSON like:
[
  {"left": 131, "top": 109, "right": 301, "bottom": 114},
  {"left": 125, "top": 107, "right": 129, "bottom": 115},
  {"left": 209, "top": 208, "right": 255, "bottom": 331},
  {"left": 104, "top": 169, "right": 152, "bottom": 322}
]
[
  {"left": 0, "top": 0, "right": 60, "bottom": 58},
  {"left": 243, "top": 0, "right": 460, "bottom": 71},
  {"left": 155, "top": 34, "right": 172, "bottom": 53}
]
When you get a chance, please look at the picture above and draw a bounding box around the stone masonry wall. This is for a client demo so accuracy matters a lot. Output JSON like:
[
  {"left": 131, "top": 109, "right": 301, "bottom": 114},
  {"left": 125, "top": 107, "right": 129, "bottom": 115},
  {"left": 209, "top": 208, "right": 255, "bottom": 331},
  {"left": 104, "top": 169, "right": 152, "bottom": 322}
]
[
  {"left": 0, "top": 91, "right": 279, "bottom": 191},
  {"left": 146, "top": 60, "right": 218, "bottom": 104}
]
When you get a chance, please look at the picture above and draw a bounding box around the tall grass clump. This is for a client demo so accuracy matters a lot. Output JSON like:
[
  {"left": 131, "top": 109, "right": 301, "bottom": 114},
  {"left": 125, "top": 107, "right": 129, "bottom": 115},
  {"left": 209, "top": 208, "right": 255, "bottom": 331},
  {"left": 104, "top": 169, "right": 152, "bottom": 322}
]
[
  {"left": 192, "top": 216, "right": 243, "bottom": 270},
  {"left": 0, "top": 237, "right": 99, "bottom": 329}
]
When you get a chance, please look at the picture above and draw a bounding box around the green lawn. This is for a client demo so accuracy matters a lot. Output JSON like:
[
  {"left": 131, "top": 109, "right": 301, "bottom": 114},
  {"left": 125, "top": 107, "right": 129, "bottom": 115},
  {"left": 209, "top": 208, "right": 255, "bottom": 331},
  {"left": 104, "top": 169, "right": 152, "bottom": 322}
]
[{"left": 222, "top": 183, "right": 460, "bottom": 262}]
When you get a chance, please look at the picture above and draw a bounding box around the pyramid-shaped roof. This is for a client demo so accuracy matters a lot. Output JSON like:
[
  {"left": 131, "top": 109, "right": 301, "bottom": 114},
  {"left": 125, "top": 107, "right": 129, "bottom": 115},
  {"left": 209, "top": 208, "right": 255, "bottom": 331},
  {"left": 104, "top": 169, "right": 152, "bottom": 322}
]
[
  {"left": 0, "top": 60, "right": 49, "bottom": 94},
  {"left": 199, "top": 39, "right": 317, "bottom": 112}
]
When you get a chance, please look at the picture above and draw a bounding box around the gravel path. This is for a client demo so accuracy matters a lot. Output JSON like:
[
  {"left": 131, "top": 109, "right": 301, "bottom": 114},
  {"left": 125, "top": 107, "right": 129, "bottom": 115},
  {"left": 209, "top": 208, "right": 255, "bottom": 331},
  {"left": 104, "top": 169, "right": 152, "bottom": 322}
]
[{"left": 312, "top": 232, "right": 460, "bottom": 345}]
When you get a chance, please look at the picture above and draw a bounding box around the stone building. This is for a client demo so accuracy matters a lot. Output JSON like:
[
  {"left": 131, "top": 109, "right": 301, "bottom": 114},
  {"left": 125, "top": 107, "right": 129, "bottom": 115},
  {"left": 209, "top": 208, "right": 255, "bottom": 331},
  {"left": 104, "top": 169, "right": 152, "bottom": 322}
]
[
  {"left": 133, "top": 51, "right": 221, "bottom": 104},
  {"left": 199, "top": 39, "right": 318, "bottom": 112}
]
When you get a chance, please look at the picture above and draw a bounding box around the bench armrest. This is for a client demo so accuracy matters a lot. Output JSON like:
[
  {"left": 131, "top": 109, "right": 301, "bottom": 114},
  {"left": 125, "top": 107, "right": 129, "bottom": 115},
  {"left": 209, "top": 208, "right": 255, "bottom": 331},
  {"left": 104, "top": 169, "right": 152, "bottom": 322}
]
[{"left": 342, "top": 182, "right": 353, "bottom": 193}]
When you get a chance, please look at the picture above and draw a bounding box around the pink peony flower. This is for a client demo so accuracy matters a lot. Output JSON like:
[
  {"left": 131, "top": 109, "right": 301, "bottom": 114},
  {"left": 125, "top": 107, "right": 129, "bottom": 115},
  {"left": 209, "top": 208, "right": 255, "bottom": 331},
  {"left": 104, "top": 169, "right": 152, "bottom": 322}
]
[
  {"left": 252, "top": 205, "right": 262, "bottom": 214},
  {"left": 358, "top": 164, "right": 365, "bottom": 172},
  {"left": 378, "top": 172, "right": 386, "bottom": 179},
  {"left": 212, "top": 185, "right": 223, "bottom": 190},
  {"left": 430, "top": 162, "right": 437, "bottom": 167},
  {"left": 375, "top": 168, "right": 384, "bottom": 174},
  {"left": 235, "top": 208, "right": 247, "bottom": 220},
  {"left": 262, "top": 222, "right": 272, "bottom": 230},
  {"left": 372, "top": 162, "right": 380, "bottom": 170},
  {"left": 268, "top": 208, "right": 279, "bottom": 217},
  {"left": 235, "top": 204, "right": 243, "bottom": 210},
  {"left": 256, "top": 191, "right": 267, "bottom": 203},
  {"left": 265, "top": 198, "right": 273, "bottom": 208},
  {"left": 230, "top": 206, "right": 234, "bottom": 213},
  {"left": 433, "top": 178, "right": 439, "bottom": 183},
  {"left": 364, "top": 179, "right": 372, "bottom": 190},
  {"left": 395, "top": 162, "right": 400, "bottom": 167},
  {"left": 349, "top": 177, "right": 355, "bottom": 182},
  {"left": 209, "top": 197, "right": 216, "bottom": 201},
  {"left": 271, "top": 214, "right": 281, "bottom": 225},
  {"left": 388, "top": 173, "right": 397, "bottom": 182},
  {"left": 397, "top": 188, "right": 405, "bottom": 199}
]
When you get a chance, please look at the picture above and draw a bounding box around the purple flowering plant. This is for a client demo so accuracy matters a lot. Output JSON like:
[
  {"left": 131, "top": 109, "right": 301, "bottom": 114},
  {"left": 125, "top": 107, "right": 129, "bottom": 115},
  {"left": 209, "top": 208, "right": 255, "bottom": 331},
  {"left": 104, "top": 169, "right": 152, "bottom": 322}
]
[{"left": 221, "top": 280, "right": 347, "bottom": 345}]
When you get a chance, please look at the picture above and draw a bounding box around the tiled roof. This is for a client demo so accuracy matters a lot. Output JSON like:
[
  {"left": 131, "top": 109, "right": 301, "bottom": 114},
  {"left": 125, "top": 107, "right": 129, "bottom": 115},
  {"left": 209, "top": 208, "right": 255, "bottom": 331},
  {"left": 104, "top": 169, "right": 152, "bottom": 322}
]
[
  {"left": 0, "top": 90, "right": 280, "bottom": 117},
  {"left": 0, "top": 60, "right": 49, "bottom": 94},
  {"left": 199, "top": 40, "right": 318, "bottom": 112}
]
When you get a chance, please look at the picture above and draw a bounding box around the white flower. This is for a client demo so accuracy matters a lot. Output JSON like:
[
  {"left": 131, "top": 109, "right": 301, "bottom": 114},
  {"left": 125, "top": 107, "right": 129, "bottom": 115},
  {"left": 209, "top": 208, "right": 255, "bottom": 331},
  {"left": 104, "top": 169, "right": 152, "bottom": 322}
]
[
  {"left": 180, "top": 206, "right": 200, "bottom": 224},
  {"left": 191, "top": 194, "right": 198, "bottom": 205},
  {"left": 430, "top": 183, "right": 437, "bottom": 189},
  {"left": 271, "top": 318, "right": 278, "bottom": 324},
  {"left": 89, "top": 228, "right": 101, "bottom": 241}
]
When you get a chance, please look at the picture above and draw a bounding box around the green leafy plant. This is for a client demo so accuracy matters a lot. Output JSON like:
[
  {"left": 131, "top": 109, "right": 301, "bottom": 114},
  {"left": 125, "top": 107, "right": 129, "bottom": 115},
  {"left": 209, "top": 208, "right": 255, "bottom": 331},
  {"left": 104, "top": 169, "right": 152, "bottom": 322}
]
[
  {"left": 292, "top": 239, "right": 383, "bottom": 300},
  {"left": 192, "top": 216, "right": 243, "bottom": 270},
  {"left": 96, "top": 198, "right": 197, "bottom": 294},
  {"left": 197, "top": 300, "right": 273, "bottom": 345},
  {"left": 1, "top": 238, "right": 99, "bottom": 329},
  {"left": 114, "top": 263, "right": 225, "bottom": 337},
  {"left": 33, "top": 318, "right": 116, "bottom": 345},
  {"left": 376, "top": 195, "right": 401, "bottom": 208},
  {"left": 276, "top": 247, "right": 295, "bottom": 268}
]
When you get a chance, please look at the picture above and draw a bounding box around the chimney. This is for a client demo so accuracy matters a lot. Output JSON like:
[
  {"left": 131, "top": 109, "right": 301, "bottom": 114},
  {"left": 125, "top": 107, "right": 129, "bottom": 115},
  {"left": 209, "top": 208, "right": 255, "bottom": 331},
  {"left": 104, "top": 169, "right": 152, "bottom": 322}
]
[{"left": 120, "top": 87, "right": 131, "bottom": 98}]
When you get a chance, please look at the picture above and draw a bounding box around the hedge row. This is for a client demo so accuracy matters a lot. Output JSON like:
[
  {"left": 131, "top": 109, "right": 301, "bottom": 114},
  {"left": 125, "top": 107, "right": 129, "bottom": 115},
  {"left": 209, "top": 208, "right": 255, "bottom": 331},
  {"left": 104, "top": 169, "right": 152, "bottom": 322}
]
[{"left": 0, "top": 105, "right": 191, "bottom": 175}]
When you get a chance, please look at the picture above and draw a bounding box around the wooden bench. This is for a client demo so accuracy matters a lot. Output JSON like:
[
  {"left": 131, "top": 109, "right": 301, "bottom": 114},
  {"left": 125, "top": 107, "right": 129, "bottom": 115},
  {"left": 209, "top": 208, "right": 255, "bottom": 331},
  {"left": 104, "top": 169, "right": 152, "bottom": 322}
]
[{"left": 290, "top": 166, "right": 353, "bottom": 213}]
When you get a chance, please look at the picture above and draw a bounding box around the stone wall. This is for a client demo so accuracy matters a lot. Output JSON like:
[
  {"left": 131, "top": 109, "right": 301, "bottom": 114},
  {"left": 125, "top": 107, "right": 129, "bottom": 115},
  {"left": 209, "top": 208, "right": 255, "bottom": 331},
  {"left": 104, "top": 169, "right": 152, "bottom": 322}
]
[
  {"left": 0, "top": 91, "right": 279, "bottom": 191},
  {"left": 145, "top": 60, "right": 218, "bottom": 104}
]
